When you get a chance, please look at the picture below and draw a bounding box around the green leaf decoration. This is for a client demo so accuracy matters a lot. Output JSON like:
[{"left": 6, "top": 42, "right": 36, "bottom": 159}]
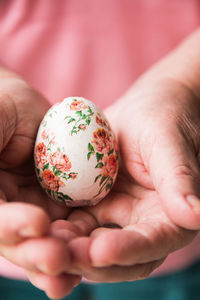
[
  {"left": 63, "top": 194, "right": 73, "bottom": 201},
  {"left": 109, "top": 177, "right": 114, "bottom": 185},
  {"left": 43, "top": 163, "right": 49, "bottom": 171},
  {"left": 86, "top": 118, "right": 91, "bottom": 125},
  {"left": 82, "top": 114, "right": 87, "bottom": 119},
  {"left": 55, "top": 194, "right": 65, "bottom": 203},
  {"left": 87, "top": 151, "right": 94, "bottom": 160},
  {"left": 105, "top": 183, "right": 112, "bottom": 191},
  {"left": 76, "top": 111, "right": 82, "bottom": 116},
  {"left": 95, "top": 174, "right": 102, "bottom": 182},
  {"left": 87, "top": 106, "right": 93, "bottom": 114},
  {"left": 57, "top": 196, "right": 65, "bottom": 202},
  {"left": 88, "top": 143, "right": 94, "bottom": 152},
  {"left": 108, "top": 148, "right": 114, "bottom": 156},
  {"left": 67, "top": 117, "right": 76, "bottom": 123},
  {"left": 95, "top": 162, "right": 104, "bottom": 168},
  {"left": 52, "top": 166, "right": 62, "bottom": 176},
  {"left": 53, "top": 191, "right": 74, "bottom": 203},
  {"left": 100, "top": 176, "right": 107, "bottom": 185},
  {"left": 54, "top": 169, "right": 62, "bottom": 176},
  {"left": 96, "top": 152, "right": 104, "bottom": 162}
]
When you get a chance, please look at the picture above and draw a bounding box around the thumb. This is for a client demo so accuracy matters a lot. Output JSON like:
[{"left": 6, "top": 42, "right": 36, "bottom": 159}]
[{"left": 149, "top": 130, "right": 200, "bottom": 230}]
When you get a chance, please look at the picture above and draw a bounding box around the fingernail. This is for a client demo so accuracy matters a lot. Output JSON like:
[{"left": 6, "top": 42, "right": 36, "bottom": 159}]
[
  {"left": 186, "top": 195, "right": 200, "bottom": 211},
  {"left": 19, "top": 227, "right": 37, "bottom": 238}
]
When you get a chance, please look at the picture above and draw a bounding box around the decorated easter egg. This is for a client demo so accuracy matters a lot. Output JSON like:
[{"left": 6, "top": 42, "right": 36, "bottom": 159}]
[{"left": 34, "top": 97, "right": 119, "bottom": 207}]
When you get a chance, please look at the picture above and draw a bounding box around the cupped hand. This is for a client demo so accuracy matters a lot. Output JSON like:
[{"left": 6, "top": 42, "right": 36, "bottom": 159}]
[
  {"left": 0, "top": 74, "right": 70, "bottom": 216},
  {"left": 49, "top": 78, "right": 200, "bottom": 285},
  {"left": 0, "top": 75, "right": 80, "bottom": 298},
  {"left": 51, "top": 168, "right": 196, "bottom": 283},
  {"left": 108, "top": 78, "right": 200, "bottom": 230}
]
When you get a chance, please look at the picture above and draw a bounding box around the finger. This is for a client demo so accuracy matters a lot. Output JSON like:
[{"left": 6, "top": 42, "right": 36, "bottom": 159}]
[
  {"left": 67, "top": 209, "right": 99, "bottom": 235},
  {"left": 26, "top": 270, "right": 81, "bottom": 299},
  {"left": 68, "top": 237, "right": 164, "bottom": 282},
  {"left": 49, "top": 216, "right": 98, "bottom": 276},
  {"left": 0, "top": 202, "right": 50, "bottom": 244},
  {"left": 88, "top": 223, "right": 195, "bottom": 267},
  {"left": 90, "top": 227, "right": 115, "bottom": 238},
  {"left": 0, "top": 237, "right": 70, "bottom": 275},
  {"left": 82, "top": 259, "right": 165, "bottom": 282},
  {"left": 49, "top": 213, "right": 98, "bottom": 273},
  {"left": 50, "top": 210, "right": 98, "bottom": 242},
  {"left": 148, "top": 128, "right": 200, "bottom": 230},
  {"left": 50, "top": 220, "right": 80, "bottom": 242}
]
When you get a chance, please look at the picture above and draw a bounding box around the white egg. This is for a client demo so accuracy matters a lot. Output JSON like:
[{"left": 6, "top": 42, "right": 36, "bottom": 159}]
[{"left": 34, "top": 97, "right": 119, "bottom": 207}]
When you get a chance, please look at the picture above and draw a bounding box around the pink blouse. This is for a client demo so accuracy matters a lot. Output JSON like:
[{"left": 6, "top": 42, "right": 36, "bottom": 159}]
[{"left": 0, "top": 0, "right": 200, "bottom": 280}]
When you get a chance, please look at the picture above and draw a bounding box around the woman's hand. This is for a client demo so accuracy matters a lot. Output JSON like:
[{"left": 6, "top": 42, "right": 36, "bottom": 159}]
[
  {"left": 108, "top": 78, "right": 200, "bottom": 230},
  {"left": 0, "top": 74, "right": 80, "bottom": 299},
  {"left": 49, "top": 78, "right": 200, "bottom": 285}
]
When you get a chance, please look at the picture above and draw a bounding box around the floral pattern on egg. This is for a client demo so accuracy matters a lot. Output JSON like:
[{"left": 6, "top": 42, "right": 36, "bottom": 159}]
[
  {"left": 35, "top": 131, "right": 77, "bottom": 204},
  {"left": 65, "top": 99, "right": 94, "bottom": 135},
  {"left": 34, "top": 97, "right": 119, "bottom": 207},
  {"left": 87, "top": 115, "right": 118, "bottom": 197}
]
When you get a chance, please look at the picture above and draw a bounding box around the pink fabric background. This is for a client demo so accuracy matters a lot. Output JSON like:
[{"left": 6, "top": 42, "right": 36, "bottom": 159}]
[{"left": 0, "top": 0, "right": 200, "bottom": 279}]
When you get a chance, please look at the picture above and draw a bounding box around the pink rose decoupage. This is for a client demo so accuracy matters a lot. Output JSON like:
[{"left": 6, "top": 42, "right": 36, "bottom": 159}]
[{"left": 34, "top": 97, "right": 119, "bottom": 206}]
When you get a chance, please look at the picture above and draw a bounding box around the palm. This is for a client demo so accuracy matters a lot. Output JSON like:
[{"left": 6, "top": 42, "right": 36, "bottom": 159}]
[
  {"left": 57, "top": 166, "right": 196, "bottom": 282},
  {"left": 87, "top": 167, "right": 196, "bottom": 258}
]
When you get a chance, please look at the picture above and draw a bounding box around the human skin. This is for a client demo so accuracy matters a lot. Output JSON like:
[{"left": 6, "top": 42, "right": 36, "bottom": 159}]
[
  {"left": 0, "top": 70, "right": 81, "bottom": 298},
  {"left": 37, "top": 29, "right": 200, "bottom": 295},
  {"left": 2, "top": 29, "right": 200, "bottom": 299}
]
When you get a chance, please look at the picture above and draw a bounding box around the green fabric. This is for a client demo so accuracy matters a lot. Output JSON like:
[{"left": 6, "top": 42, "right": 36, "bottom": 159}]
[{"left": 0, "top": 260, "right": 200, "bottom": 300}]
